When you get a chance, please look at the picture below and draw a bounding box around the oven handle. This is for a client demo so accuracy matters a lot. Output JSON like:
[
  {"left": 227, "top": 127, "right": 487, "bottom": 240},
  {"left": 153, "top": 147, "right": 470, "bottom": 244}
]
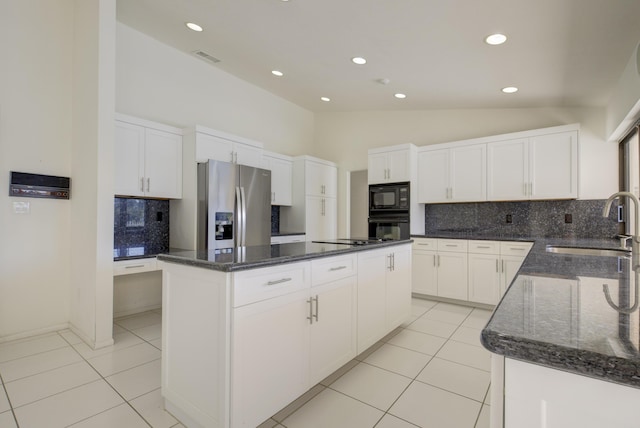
[{"left": 368, "top": 217, "right": 410, "bottom": 223}]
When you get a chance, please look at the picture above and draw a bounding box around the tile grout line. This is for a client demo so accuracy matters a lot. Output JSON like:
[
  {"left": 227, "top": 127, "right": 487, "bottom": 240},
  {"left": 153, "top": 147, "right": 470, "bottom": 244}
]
[{"left": 0, "top": 371, "right": 20, "bottom": 428}]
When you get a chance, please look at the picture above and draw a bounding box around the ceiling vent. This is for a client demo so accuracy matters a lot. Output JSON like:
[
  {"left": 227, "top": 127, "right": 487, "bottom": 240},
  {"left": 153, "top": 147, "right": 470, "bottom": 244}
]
[{"left": 192, "top": 50, "right": 221, "bottom": 64}]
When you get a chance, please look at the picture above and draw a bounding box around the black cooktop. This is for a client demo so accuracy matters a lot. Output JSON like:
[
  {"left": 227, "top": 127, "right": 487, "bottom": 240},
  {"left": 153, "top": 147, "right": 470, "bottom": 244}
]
[{"left": 311, "top": 238, "right": 386, "bottom": 246}]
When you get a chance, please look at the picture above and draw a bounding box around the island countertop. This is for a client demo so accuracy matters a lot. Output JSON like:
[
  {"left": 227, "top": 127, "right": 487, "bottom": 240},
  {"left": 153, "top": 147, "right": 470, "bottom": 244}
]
[
  {"left": 156, "top": 239, "right": 412, "bottom": 272},
  {"left": 476, "top": 236, "right": 640, "bottom": 389}
]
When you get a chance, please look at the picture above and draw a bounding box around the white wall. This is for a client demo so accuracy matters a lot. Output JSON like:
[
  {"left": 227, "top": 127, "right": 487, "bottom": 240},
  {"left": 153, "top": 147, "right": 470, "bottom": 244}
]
[
  {"left": 607, "top": 41, "right": 640, "bottom": 141},
  {"left": 0, "top": 1, "right": 74, "bottom": 340},
  {"left": 313, "top": 107, "right": 618, "bottom": 236},
  {"left": 115, "top": 23, "right": 315, "bottom": 156}
]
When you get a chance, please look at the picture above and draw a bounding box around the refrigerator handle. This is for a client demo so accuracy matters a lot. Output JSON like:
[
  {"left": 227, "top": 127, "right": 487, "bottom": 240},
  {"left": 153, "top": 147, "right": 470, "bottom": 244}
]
[
  {"left": 240, "top": 186, "right": 247, "bottom": 246},
  {"left": 236, "top": 186, "right": 243, "bottom": 246}
]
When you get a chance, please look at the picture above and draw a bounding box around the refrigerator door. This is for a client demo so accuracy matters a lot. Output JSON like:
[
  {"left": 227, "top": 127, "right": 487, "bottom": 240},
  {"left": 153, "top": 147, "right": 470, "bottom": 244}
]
[
  {"left": 238, "top": 165, "right": 272, "bottom": 247},
  {"left": 198, "top": 160, "right": 238, "bottom": 250}
]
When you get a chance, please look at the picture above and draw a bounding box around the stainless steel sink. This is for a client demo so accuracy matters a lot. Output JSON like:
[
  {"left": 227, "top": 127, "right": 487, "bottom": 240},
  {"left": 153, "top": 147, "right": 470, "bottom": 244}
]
[{"left": 545, "top": 245, "right": 631, "bottom": 257}]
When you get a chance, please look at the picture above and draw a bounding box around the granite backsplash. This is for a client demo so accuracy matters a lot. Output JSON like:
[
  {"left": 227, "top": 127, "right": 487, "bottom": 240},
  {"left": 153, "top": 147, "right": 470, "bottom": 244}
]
[
  {"left": 114, "top": 197, "right": 169, "bottom": 259},
  {"left": 424, "top": 199, "right": 621, "bottom": 239}
]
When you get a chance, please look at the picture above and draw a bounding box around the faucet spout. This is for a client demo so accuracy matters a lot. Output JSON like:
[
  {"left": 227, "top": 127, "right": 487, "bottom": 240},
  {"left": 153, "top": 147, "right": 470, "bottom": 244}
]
[{"left": 604, "top": 191, "right": 640, "bottom": 265}]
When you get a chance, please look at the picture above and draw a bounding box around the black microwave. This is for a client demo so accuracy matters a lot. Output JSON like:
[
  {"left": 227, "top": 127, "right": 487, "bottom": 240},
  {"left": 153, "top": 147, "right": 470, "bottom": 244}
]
[{"left": 369, "top": 182, "right": 410, "bottom": 213}]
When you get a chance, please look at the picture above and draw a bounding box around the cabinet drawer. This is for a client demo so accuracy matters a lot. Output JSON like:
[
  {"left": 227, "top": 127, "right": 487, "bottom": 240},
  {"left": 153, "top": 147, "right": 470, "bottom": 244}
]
[
  {"left": 412, "top": 238, "right": 437, "bottom": 251},
  {"left": 233, "top": 261, "right": 310, "bottom": 307},
  {"left": 113, "top": 258, "right": 158, "bottom": 276},
  {"left": 500, "top": 241, "right": 533, "bottom": 256},
  {"left": 468, "top": 240, "right": 499, "bottom": 254},
  {"left": 311, "top": 254, "right": 357, "bottom": 286},
  {"left": 437, "top": 239, "right": 468, "bottom": 252}
]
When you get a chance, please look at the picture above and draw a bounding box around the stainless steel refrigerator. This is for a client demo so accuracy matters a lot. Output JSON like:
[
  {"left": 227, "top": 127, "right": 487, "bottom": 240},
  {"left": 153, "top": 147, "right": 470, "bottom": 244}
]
[{"left": 197, "top": 160, "right": 272, "bottom": 250}]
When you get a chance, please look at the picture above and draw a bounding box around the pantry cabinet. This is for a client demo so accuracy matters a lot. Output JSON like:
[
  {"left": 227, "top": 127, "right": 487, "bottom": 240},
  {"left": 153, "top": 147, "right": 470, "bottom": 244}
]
[
  {"left": 368, "top": 146, "right": 412, "bottom": 184},
  {"left": 262, "top": 151, "right": 293, "bottom": 206},
  {"left": 487, "top": 131, "right": 578, "bottom": 201},
  {"left": 281, "top": 156, "right": 338, "bottom": 241},
  {"left": 114, "top": 115, "right": 183, "bottom": 199},
  {"left": 418, "top": 144, "right": 486, "bottom": 203}
]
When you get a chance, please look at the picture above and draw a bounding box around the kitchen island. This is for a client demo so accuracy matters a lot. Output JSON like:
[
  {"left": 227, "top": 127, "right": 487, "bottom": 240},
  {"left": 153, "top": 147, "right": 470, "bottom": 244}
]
[
  {"left": 156, "top": 240, "right": 412, "bottom": 428},
  {"left": 478, "top": 237, "right": 640, "bottom": 428}
]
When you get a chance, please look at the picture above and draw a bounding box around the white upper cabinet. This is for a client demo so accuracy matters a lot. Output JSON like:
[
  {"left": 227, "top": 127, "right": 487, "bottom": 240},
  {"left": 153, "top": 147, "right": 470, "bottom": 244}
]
[
  {"left": 305, "top": 159, "right": 337, "bottom": 198},
  {"left": 418, "top": 144, "right": 486, "bottom": 203},
  {"left": 114, "top": 114, "right": 183, "bottom": 199},
  {"left": 368, "top": 148, "right": 411, "bottom": 184},
  {"left": 262, "top": 151, "right": 293, "bottom": 206},
  {"left": 194, "top": 126, "right": 263, "bottom": 168},
  {"left": 488, "top": 131, "right": 578, "bottom": 201}
]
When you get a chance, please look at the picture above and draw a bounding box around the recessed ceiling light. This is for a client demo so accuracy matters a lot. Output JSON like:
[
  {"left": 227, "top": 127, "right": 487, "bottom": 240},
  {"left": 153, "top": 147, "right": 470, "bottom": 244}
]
[
  {"left": 502, "top": 86, "right": 518, "bottom": 93},
  {"left": 185, "top": 22, "right": 203, "bottom": 32},
  {"left": 394, "top": 93, "right": 407, "bottom": 99},
  {"left": 485, "top": 33, "right": 507, "bottom": 45},
  {"left": 271, "top": 70, "right": 284, "bottom": 77},
  {"left": 351, "top": 57, "right": 367, "bottom": 65},
  {"left": 320, "top": 97, "right": 331, "bottom": 102}
]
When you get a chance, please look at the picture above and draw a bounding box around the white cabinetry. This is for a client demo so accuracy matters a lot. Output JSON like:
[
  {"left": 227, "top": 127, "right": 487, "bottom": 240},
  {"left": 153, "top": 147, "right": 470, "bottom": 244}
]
[
  {"left": 504, "top": 358, "right": 640, "bottom": 428},
  {"left": 418, "top": 144, "right": 486, "bottom": 203},
  {"left": 411, "top": 238, "right": 467, "bottom": 299},
  {"left": 270, "top": 234, "right": 305, "bottom": 244},
  {"left": 368, "top": 146, "right": 412, "bottom": 184},
  {"left": 114, "top": 114, "right": 183, "bottom": 199},
  {"left": 113, "top": 258, "right": 159, "bottom": 276},
  {"left": 281, "top": 156, "right": 338, "bottom": 242},
  {"left": 262, "top": 151, "right": 293, "bottom": 206},
  {"left": 411, "top": 238, "right": 438, "bottom": 296},
  {"left": 193, "top": 126, "right": 263, "bottom": 168},
  {"left": 357, "top": 245, "right": 412, "bottom": 353},
  {"left": 467, "top": 241, "right": 532, "bottom": 304},
  {"left": 487, "top": 131, "right": 578, "bottom": 201}
]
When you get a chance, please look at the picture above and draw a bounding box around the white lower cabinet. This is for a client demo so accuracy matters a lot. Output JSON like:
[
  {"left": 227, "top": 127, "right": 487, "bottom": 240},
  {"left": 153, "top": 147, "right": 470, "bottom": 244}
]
[
  {"left": 504, "top": 358, "right": 640, "bottom": 428},
  {"left": 413, "top": 238, "right": 532, "bottom": 305},
  {"left": 357, "top": 245, "right": 412, "bottom": 353}
]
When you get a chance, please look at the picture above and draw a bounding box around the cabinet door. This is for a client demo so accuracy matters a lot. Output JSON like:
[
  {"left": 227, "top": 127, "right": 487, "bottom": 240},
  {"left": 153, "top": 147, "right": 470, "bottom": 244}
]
[
  {"left": 529, "top": 131, "right": 578, "bottom": 199},
  {"left": 437, "top": 252, "right": 468, "bottom": 300},
  {"left": 196, "top": 133, "right": 234, "bottom": 163},
  {"left": 487, "top": 138, "right": 529, "bottom": 201},
  {"left": 450, "top": 144, "right": 486, "bottom": 202},
  {"left": 368, "top": 152, "right": 388, "bottom": 184},
  {"left": 265, "top": 155, "right": 292, "bottom": 206},
  {"left": 412, "top": 250, "right": 438, "bottom": 295},
  {"left": 468, "top": 253, "right": 501, "bottom": 304},
  {"left": 234, "top": 142, "right": 263, "bottom": 168},
  {"left": 309, "top": 276, "right": 357, "bottom": 385},
  {"left": 500, "top": 255, "right": 526, "bottom": 296},
  {"left": 306, "top": 161, "right": 337, "bottom": 198},
  {"left": 387, "top": 150, "right": 410, "bottom": 182},
  {"left": 357, "top": 249, "right": 388, "bottom": 353},
  {"left": 418, "top": 149, "right": 449, "bottom": 203},
  {"left": 144, "top": 128, "right": 182, "bottom": 199},
  {"left": 232, "top": 290, "right": 310, "bottom": 428},
  {"left": 386, "top": 246, "right": 412, "bottom": 330},
  {"left": 114, "top": 121, "right": 145, "bottom": 196},
  {"left": 305, "top": 197, "right": 336, "bottom": 241}
]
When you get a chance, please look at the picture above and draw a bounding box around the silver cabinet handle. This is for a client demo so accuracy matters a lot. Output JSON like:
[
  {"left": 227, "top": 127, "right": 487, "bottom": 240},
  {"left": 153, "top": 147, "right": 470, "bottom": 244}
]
[
  {"left": 445, "top": 244, "right": 458, "bottom": 247},
  {"left": 329, "top": 266, "right": 347, "bottom": 271},
  {"left": 392, "top": 253, "right": 395, "bottom": 271},
  {"left": 477, "top": 245, "right": 491, "bottom": 249},
  {"left": 147, "top": 178, "right": 150, "bottom": 192},
  {"left": 433, "top": 254, "right": 437, "bottom": 266},
  {"left": 313, "top": 295, "right": 319, "bottom": 322},
  {"left": 307, "top": 298, "right": 313, "bottom": 324},
  {"left": 509, "top": 247, "right": 525, "bottom": 251},
  {"left": 140, "top": 178, "right": 144, "bottom": 192},
  {"left": 230, "top": 152, "right": 235, "bottom": 163},
  {"left": 417, "top": 243, "right": 431, "bottom": 246},
  {"left": 496, "top": 259, "right": 499, "bottom": 272},
  {"left": 501, "top": 260, "right": 505, "bottom": 273},
  {"left": 266, "top": 277, "right": 292, "bottom": 286},
  {"left": 125, "top": 264, "right": 145, "bottom": 269}
]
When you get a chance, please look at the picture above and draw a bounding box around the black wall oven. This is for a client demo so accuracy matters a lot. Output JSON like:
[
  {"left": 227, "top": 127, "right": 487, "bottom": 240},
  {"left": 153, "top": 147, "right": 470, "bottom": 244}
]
[{"left": 368, "top": 182, "right": 410, "bottom": 240}]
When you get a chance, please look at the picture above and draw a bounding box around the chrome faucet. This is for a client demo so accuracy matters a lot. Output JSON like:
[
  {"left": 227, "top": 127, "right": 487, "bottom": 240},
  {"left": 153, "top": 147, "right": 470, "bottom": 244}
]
[{"left": 603, "top": 191, "right": 640, "bottom": 256}]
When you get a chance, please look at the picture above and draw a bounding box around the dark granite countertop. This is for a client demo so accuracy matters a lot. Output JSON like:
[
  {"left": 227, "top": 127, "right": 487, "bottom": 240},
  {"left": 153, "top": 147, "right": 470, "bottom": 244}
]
[
  {"left": 472, "top": 236, "right": 640, "bottom": 389},
  {"left": 157, "top": 239, "right": 412, "bottom": 272}
]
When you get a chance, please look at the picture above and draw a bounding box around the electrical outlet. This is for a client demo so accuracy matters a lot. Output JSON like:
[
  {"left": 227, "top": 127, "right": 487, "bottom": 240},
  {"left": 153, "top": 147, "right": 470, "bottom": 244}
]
[
  {"left": 565, "top": 213, "right": 573, "bottom": 223},
  {"left": 506, "top": 214, "right": 512, "bottom": 224}
]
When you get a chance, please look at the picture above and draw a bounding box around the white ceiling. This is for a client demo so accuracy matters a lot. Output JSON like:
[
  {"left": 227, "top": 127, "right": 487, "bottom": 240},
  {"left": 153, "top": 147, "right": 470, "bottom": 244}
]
[{"left": 117, "top": 0, "right": 640, "bottom": 113}]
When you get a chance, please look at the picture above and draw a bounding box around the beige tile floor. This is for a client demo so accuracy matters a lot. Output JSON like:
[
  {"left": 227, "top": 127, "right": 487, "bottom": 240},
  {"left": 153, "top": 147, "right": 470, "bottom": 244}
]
[{"left": 0, "top": 299, "right": 492, "bottom": 427}]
